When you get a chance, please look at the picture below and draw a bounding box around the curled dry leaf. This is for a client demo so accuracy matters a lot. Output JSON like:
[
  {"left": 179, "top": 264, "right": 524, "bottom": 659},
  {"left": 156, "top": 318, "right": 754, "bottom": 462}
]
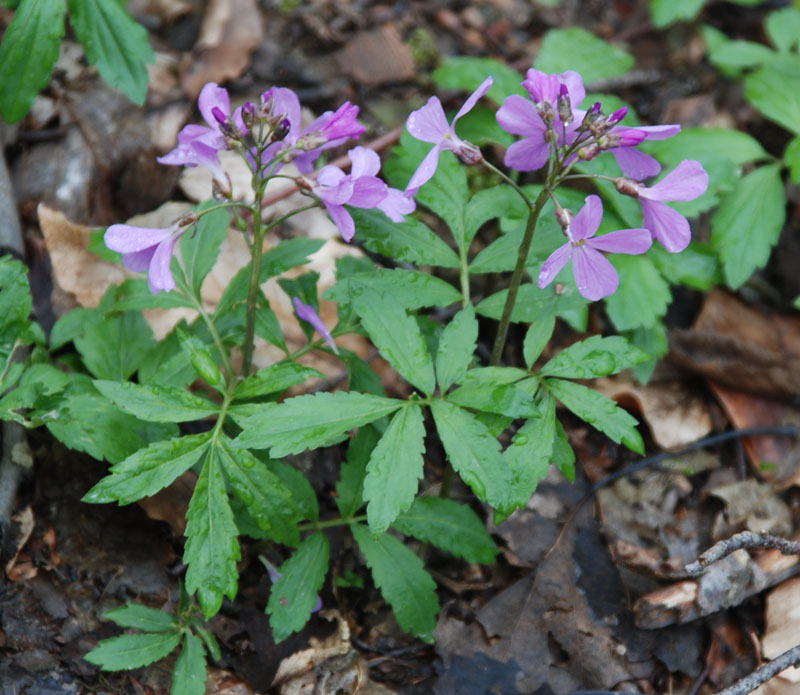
[
  {"left": 761, "top": 577, "right": 800, "bottom": 686},
  {"left": 5, "top": 506, "right": 35, "bottom": 582}
]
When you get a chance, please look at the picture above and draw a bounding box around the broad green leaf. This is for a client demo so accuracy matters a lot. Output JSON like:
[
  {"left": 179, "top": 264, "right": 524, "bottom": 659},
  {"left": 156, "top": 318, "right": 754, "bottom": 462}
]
[
  {"left": 267, "top": 533, "right": 330, "bottom": 643},
  {"left": 112, "top": 278, "right": 194, "bottom": 311},
  {"left": 458, "top": 366, "right": 529, "bottom": 387},
  {"left": 786, "top": 136, "right": 800, "bottom": 184},
  {"left": 364, "top": 405, "right": 426, "bottom": 535},
  {"left": 93, "top": 380, "right": 219, "bottom": 422},
  {"left": 103, "top": 602, "right": 178, "bottom": 632},
  {"left": 180, "top": 202, "right": 230, "bottom": 297},
  {"left": 338, "top": 348, "right": 385, "bottom": 396},
  {"left": 711, "top": 164, "right": 786, "bottom": 289},
  {"left": 476, "top": 284, "right": 587, "bottom": 323},
  {"left": 523, "top": 314, "right": 556, "bottom": 368},
  {"left": 267, "top": 459, "right": 318, "bottom": 522},
  {"left": 447, "top": 381, "right": 539, "bottom": 418},
  {"left": 67, "top": 0, "right": 154, "bottom": 104},
  {"left": 0, "top": 0, "right": 65, "bottom": 122},
  {"left": 465, "top": 186, "right": 527, "bottom": 247},
  {"left": 502, "top": 390, "right": 556, "bottom": 514},
  {"left": 0, "top": 256, "right": 32, "bottom": 335},
  {"left": 766, "top": 7, "right": 800, "bottom": 52},
  {"left": 454, "top": 106, "right": 515, "bottom": 147},
  {"left": 84, "top": 631, "right": 183, "bottom": 671},
  {"left": 349, "top": 208, "right": 460, "bottom": 269},
  {"left": 435, "top": 305, "right": 478, "bottom": 392},
  {"left": 254, "top": 297, "right": 288, "bottom": 352},
  {"left": 137, "top": 327, "right": 197, "bottom": 389},
  {"left": 552, "top": 419, "right": 575, "bottom": 481},
  {"left": 325, "top": 269, "right": 461, "bottom": 310},
  {"left": 171, "top": 633, "right": 207, "bottom": 695},
  {"left": 235, "top": 392, "right": 403, "bottom": 457},
  {"left": 336, "top": 425, "right": 381, "bottom": 519},
  {"left": 351, "top": 288, "right": 435, "bottom": 395},
  {"left": 432, "top": 56, "right": 526, "bottom": 103},
  {"left": 628, "top": 322, "right": 668, "bottom": 385},
  {"left": 650, "top": 0, "right": 704, "bottom": 27},
  {"left": 351, "top": 524, "right": 439, "bottom": 641},
  {"left": 644, "top": 128, "right": 768, "bottom": 168},
  {"left": 82, "top": 432, "right": 211, "bottom": 504},
  {"left": 393, "top": 497, "right": 498, "bottom": 563},
  {"left": 605, "top": 255, "right": 671, "bottom": 331},
  {"left": 546, "top": 378, "right": 644, "bottom": 454},
  {"left": 649, "top": 241, "right": 721, "bottom": 290},
  {"left": 234, "top": 362, "right": 323, "bottom": 400},
  {"left": 469, "top": 226, "right": 534, "bottom": 274},
  {"left": 709, "top": 40, "right": 774, "bottom": 72},
  {"left": 534, "top": 27, "right": 634, "bottom": 84},
  {"left": 541, "top": 335, "right": 649, "bottom": 379},
  {"left": 430, "top": 400, "right": 511, "bottom": 508},
  {"left": 75, "top": 310, "right": 155, "bottom": 380},
  {"left": 218, "top": 439, "right": 300, "bottom": 546},
  {"left": 184, "top": 447, "right": 241, "bottom": 619},
  {"left": 214, "top": 238, "right": 325, "bottom": 317},
  {"left": 745, "top": 59, "right": 800, "bottom": 135}
]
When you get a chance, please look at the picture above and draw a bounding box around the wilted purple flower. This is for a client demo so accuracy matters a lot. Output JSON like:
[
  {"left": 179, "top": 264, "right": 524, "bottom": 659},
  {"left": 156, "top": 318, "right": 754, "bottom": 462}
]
[
  {"left": 616, "top": 159, "right": 709, "bottom": 253},
  {"left": 538, "top": 195, "right": 652, "bottom": 301},
  {"left": 404, "top": 76, "right": 494, "bottom": 192},
  {"left": 105, "top": 223, "right": 189, "bottom": 294},
  {"left": 312, "top": 146, "right": 410, "bottom": 241},
  {"left": 293, "top": 297, "right": 338, "bottom": 354}
]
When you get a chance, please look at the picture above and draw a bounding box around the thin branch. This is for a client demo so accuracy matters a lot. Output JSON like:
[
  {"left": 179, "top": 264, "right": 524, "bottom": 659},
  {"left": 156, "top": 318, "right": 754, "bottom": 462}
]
[
  {"left": 686, "top": 531, "right": 800, "bottom": 576},
  {"left": 715, "top": 643, "right": 800, "bottom": 695}
]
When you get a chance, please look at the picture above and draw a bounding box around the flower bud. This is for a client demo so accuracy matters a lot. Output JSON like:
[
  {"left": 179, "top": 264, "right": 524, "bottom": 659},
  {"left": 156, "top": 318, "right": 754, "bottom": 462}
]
[
  {"left": 614, "top": 177, "right": 641, "bottom": 198},
  {"left": 242, "top": 102, "right": 256, "bottom": 130},
  {"left": 606, "top": 107, "right": 627, "bottom": 126},
  {"left": 555, "top": 206, "right": 572, "bottom": 231},
  {"left": 536, "top": 101, "right": 555, "bottom": 125},
  {"left": 578, "top": 143, "right": 600, "bottom": 161},
  {"left": 177, "top": 211, "right": 199, "bottom": 228},
  {"left": 457, "top": 141, "right": 483, "bottom": 165},
  {"left": 212, "top": 172, "right": 233, "bottom": 200},
  {"left": 579, "top": 101, "right": 603, "bottom": 131},
  {"left": 295, "top": 176, "right": 314, "bottom": 192},
  {"left": 273, "top": 117, "right": 291, "bottom": 141},
  {"left": 557, "top": 84, "right": 572, "bottom": 126}
]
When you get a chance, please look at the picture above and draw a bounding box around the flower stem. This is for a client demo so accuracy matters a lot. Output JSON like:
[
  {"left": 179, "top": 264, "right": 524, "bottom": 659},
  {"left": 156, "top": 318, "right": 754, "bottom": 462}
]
[
  {"left": 489, "top": 184, "right": 551, "bottom": 365},
  {"left": 298, "top": 514, "right": 366, "bottom": 531},
  {"left": 480, "top": 159, "right": 532, "bottom": 207},
  {"left": 242, "top": 204, "right": 265, "bottom": 376}
]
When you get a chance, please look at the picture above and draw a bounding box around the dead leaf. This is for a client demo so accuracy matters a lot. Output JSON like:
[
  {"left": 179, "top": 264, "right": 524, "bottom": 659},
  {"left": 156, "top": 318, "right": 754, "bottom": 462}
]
[
  {"left": 762, "top": 577, "right": 800, "bottom": 683},
  {"left": 335, "top": 24, "right": 416, "bottom": 86},
  {"left": 180, "top": 0, "right": 263, "bottom": 99},
  {"left": 710, "top": 479, "right": 792, "bottom": 539},
  {"left": 5, "top": 506, "right": 36, "bottom": 582}
]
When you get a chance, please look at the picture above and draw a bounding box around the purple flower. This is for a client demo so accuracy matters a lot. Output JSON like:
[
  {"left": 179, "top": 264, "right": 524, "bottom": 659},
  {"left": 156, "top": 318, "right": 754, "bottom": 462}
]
[
  {"left": 608, "top": 124, "right": 681, "bottom": 180},
  {"left": 405, "top": 76, "right": 494, "bottom": 192},
  {"left": 294, "top": 102, "right": 366, "bottom": 173},
  {"left": 105, "top": 223, "right": 188, "bottom": 294},
  {"left": 537, "top": 195, "right": 652, "bottom": 301},
  {"left": 293, "top": 297, "right": 338, "bottom": 354},
  {"left": 313, "top": 146, "right": 404, "bottom": 242},
  {"left": 619, "top": 159, "right": 709, "bottom": 253}
]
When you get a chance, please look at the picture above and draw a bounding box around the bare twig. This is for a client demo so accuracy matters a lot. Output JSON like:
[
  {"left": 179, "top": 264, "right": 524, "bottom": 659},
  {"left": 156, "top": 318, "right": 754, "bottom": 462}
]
[
  {"left": 686, "top": 531, "right": 800, "bottom": 576},
  {"left": 715, "top": 643, "right": 800, "bottom": 695}
]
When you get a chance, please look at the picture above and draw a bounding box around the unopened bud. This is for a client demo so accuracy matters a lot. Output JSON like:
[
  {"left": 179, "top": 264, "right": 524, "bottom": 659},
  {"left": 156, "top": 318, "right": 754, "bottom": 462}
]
[
  {"left": 458, "top": 141, "right": 483, "bottom": 165},
  {"left": 607, "top": 107, "right": 627, "bottom": 126},
  {"left": 295, "top": 176, "right": 314, "bottom": 192},
  {"left": 212, "top": 173, "right": 233, "bottom": 200},
  {"left": 578, "top": 143, "right": 600, "bottom": 161},
  {"left": 177, "top": 211, "right": 199, "bottom": 228},
  {"left": 273, "top": 117, "right": 291, "bottom": 141},
  {"left": 557, "top": 84, "right": 572, "bottom": 126},
  {"left": 555, "top": 207, "right": 572, "bottom": 230},
  {"left": 242, "top": 102, "right": 256, "bottom": 130},
  {"left": 614, "top": 177, "right": 641, "bottom": 198},
  {"left": 579, "top": 102, "right": 603, "bottom": 132},
  {"left": 536, "top": 101, "right": 555, "bottom": 125},
  {"left": 211, "top": 107, "right": 227, "bottom": 125}
]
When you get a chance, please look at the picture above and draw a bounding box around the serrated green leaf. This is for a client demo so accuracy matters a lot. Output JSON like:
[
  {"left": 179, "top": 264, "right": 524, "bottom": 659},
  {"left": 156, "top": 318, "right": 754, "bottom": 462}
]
[
  {"left": 349, "top": 208, "right": 460, "bottom": 268},
  {"left": 745, "top": 59, "right": 800, "bottom": 135},
  {"left": 458, "top": 366, "right": 529, "bottom": 387},
  {"left": 644, "top": 128, "right": 768, "bottom": 168},
  {"left": 649, "top": 241, "right": 721, "bottom": 290},
  {"left": 435, "top": 305, "right": 477, "bottom": 392},
  {"left": 338, "top": 348, "right": 386, "bottom": 396},
  {"left": 546, "top": 378, "right": 644, "bottom": 454},
  {"left": 502, "top": 390, "right": 556, "bottom": 514},
  {"left": 234, "top": 362, "right": 323, "bottom": 400},
  {"left": 446, "top": 380, "right": 538, "bottom": 418},
  {"left": 171, "top": 632, "right": 207, "bottom": 695},
  {"left": 523, "top": 314, "right": 556, "bottom": 368},
  {"left": 0, "top": 0, "right": 65, "bottom": 122},
  {"left": 464, "top": 186, "right": 527, "bottom": 247},
  {"left": 266, "top": 458, "right": 318, "bottom": 522},
  {"left": 235, "top": 392, "right": 403, "bottom": 457},
  {"left": 184, "top": 447, "right": 241, "bottom": 619},
  {"left": 267, "top": 533, "right": 329, "bottom": 643},
  {"left": 195, "top": 627, "right": 220, "bottom": 663},
  {"left": 711, "top": 164, "right": 786, "bottom": 289},
  {"left": 393, "top": 497, "right": 497, "bottom": 563},
  {"left": 82, "top": 432, "right": 211, "bottom": 504},
  {"left": 85, "top": 631, "right": 183, "bottom": 671},
  {"left": 67, "top": 0, "right": 154, "bottom": 104},
  {"left": 650, "top": 0, "right": 705, "bottom": 27},
  {"left": 181, "top": 202, "right": 230, "bottom": 297},
  {"left": 93, "top": 380, "right": 219, "bottom": 422},
  {"left": 351, "top": 287, "right": 435, "bottom": 395},
  {"left": 534, "top": 27, "right": 633, "bottom": 84},
  {"left": 325, "top": 269, "right": 461, "bottom": 310},
  {"left": 103, "top": 602, "right": 178, "bottom": 632},
  {"left": 766, "top": 7, "right": 800, "bottom": 52},
  {"left": 605, "top": 255, "right": 671, "bottom": 331},
  {"left": 218, "top": 439, "right": 300, "bottom": 546},
  {"left": 430, "top": 400, "right": 511, "bottom": 508},
  {"left": 363, "top": 405, "right": 425, "bottom": 535},
  {"left": 541, "top": 335, "right": 649, "bottom": 379},
  {"left": 336, "top": 425, "right": 381, "bottom": 519},
  {"left": 476, "top": 283, "right": 587, "bottom": 323},
  {"left": 432, "top": 56, "right": 526, "bottom": 103},
  {"left": 137, "top": 327, "right": 197, "bottom": 389},
  {"left": 552, "top": 418, "right": 575, "bottom": 481},
  {"left": 75, "top": 310, "right": 155, "bottom": 380},
  {"left": 111, "top": 278, "right": 195, "bottom": 311},
  {"left": 0, "top": 256, "right": 32, "bottom": 336},
  {"left": 351, "top": 524, "right": 439, "bottom": 641},
  {"left": 786, "top": 136, "right": 800, "bottom": 184},
  {"left": 627, "top": 322, "right": 668, "bottom": 385}
]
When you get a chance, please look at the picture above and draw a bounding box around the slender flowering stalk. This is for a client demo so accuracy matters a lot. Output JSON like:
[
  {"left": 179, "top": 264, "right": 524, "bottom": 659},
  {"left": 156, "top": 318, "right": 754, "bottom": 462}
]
[{"left": 293, "top": 297, "right": 338, "bottom": 354}]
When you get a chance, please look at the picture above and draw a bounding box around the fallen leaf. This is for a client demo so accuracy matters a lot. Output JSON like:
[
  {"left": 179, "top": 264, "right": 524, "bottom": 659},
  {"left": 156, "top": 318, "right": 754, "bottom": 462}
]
[
  {"left": 762, "top": 577, "right": 800, "bottom": 683},
  {"left": 335, "top": 24, "right": 416, "bottom": 86},
  {"left": 5, "top": 506, "right": 36, "bottom": 582}
]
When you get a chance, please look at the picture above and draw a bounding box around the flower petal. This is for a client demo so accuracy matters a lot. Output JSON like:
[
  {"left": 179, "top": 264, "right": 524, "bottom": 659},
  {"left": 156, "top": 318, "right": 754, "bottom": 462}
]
[
  {"left": 317, "top": 176, "right": 355, "bottom": 206},
  {"left": 351, "top": 176, "right": 388, "bottom": 208},
  {"left": 632, "top": 124, "right": 681, "bottom": 140},
  {"left": 407, "top": 97, "right": 450, "bottom": 143},
  {"left": 641, "top": 159, "right": 709, "bottom": 202},
  {"left": 642, "top": 199, "right": 691, "bottom": 253},
  {"left": 560, "top": 70, "right": 586, "bottom": 107},
  {"left": 349, "top": 146, "right": 381, "bottom": 178},
  {"left": 588, "top": 228, "right": 652, "bottom": 254},
  {"left": 453, "top": 76, "right": 493, "bottom": 123},
  {"left": 148, "top": 234, "right": 180, "bottom": 294},
  {"left": 496, "top": 95, "right": 544, "bottom": 137},
  {"left": 569, "top": 195, "right": 603, "bottom": 241},
  {"left": 522, "top": 69, "right": 559, "bottom": 104},
  {"left": 198, "top": 83, "right": 229, "bottom": 131},
  {"left": 122, "top": 248, "right": 156, "bottom": 273},
  {"left": 105, "top": 225, "right": 173, "bottom": 254},
  {"left": 405, "top": 144, "right": 443, "bottom": 192},
  {"left": 316, "top": 165, "right": 346, "bottom": 188},
  {"left": 294, "top": 297, "right": 338, "bottom": 353},
  {"left": 503, "top": 136, "right": 549, "bottom": 172},
  {"left": 378, "top": 188, "right": 416, "bottom": 222},
  {"left": 572, "top": 245, "right": 619, "bottom": 301},
  {"left": 537, "top": 242, "right": 573, "bottom": 289},
  {"left": 611, "top": 147, "right": 662, "bottom": 180},
  {"left": 325, "top": 203, "right": 356, "bottom": 242}
]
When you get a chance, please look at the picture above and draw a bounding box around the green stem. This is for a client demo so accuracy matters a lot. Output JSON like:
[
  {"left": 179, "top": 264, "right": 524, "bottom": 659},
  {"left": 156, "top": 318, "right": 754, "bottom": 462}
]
[
  {"left": 241, "top": 204, "right": 265, "bottom": 377},
  {"left": 191, "top": 296, "right": 235, "bottom": 381},
  {"left": 489, "top": 184, "right": 551, "bottom": 365},
  {"left": 299, "top": 514, "right": 366, "bottom": 531},
  {"left": 480, "top": 159, "right": 532, "bottom": 207}
]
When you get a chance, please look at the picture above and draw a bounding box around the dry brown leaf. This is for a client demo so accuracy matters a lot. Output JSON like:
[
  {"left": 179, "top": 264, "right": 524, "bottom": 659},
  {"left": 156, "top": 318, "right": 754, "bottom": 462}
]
[
  {"left": 335, "top": 24, "right": 416, "bottom": 86},
  {"left": 5, "top": 506, "right": 36, "bottom": 582},
  {"left": 762, "top": 577, "right": 800, "bottom": 683},
  {"left": 180, "top": 0, "right": 263, "bottom": 99}
]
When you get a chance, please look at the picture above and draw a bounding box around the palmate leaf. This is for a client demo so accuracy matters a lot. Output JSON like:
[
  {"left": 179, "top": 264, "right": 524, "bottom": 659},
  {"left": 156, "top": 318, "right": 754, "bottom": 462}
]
[
  {"left": 171, "top": 632, "right": 207, "bottom": 695},
  {"left": 75, "top": 310, "right": 155, "bottom": 381},
  {"left": 93, "top": 380, "right": 220, "bottom": 422},
  {"left": 546, "top": 378, "right": 644, "bottom": 455},
  {"left": 363, "top": 405, "right": 426, "bottom": 535},
  {"left": 0, "top": 0, "right": 65, "bottom": 122},
  {"left": 430, "top": 400, "right": 511, "bottom": 509},
  {"left": 103, "top": 602, "right": 178, "bottom": 633},
  {"left": 67, "top": 0, "right": 154, "bottom": 105},
  {"left": 184, "top": 445, "right": 241, "bottom": 619},
  {"left": 446, "top": 380, "right": 539, "bottom": 419},
  {"left": 541, "top": 335, "right": 649, "bottom": 379},
  {"left": 234, "top": 362, "right": 323, "bottom": 400},
  {"left": 84, "top": 631, "right": 183, "bottom": 671},
  {"left": 351, "top": 524, "right": 439, "bottom": 642},
  {"left": 235, "top": 392, "right": 403, "bottom": 457},
  {"left": 267, "top": 533, "right": 330, "bottom": 643},
  {"left": 435, "top": 305, "right": 478, "bottom": 393},
  {"left": 393, "top": 497, "right": 498, "bottom": 564}
]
